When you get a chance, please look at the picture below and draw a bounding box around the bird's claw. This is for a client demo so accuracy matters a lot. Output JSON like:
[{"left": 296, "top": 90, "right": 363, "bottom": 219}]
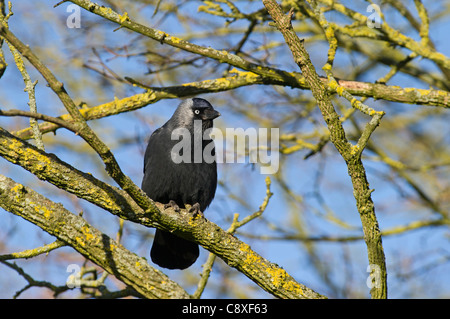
[
  {"left": 188, "top": 203, "right": 203, "bottom": 218},
  {"left": 164, "top": 200, "right": 180, "bottom": 212}
]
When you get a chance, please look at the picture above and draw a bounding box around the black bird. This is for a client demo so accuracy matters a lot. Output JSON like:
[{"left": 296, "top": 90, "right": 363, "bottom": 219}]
[{"left": 142, "top": 98, "right": 220, "bottom": 269}]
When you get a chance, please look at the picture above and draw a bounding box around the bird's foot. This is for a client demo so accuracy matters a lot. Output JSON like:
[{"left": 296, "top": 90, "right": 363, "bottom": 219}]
[
  {"left": 164, "top": 200, "right": 180, "bottom": 212},
  {"left": 188, "top": 202, "right": 203, "bottom": 218}
]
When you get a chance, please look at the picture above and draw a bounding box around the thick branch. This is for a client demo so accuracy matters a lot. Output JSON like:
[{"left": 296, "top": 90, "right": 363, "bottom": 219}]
[
  {"left": 0, "top": 174, "right": 190, "bottom": 299},
  {"left": 0, "top": 126, "right": 146, "bottom": 222}
]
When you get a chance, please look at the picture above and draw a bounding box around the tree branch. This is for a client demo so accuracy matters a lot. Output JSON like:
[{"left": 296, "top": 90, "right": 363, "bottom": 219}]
[
  {"left": 193, "top": 176, "right": 274, "bottom": 299},
  {"left": 10, "top": 71, "right": 449, "bottom": 142},
  {"left": 263, "top": 0, "right": 387, "bottom": 299},
  {"left": 64, "top": 0, "right": 448, "bottom": 108},
  {"left": 0, "top": 20, "right": 162, "bottom": 222},
  {"left": 0, "top": 174, "right": 190, "bottom": 299},
  {"left": 0, "top": 240, "right": 66, "bottom": 261},
  {"left": 0, "top": 126, "right": 326, "bottom": 299}
]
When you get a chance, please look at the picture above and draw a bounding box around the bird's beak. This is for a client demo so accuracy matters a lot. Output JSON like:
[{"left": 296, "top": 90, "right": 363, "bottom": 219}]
[{"left": 202, "top": 109, "right": 221, "bottom": 120}]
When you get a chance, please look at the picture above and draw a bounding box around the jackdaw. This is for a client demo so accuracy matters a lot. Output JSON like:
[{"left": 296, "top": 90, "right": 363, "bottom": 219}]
[{"left": 142, "top": 98, "right": 220, "bottom": 269}]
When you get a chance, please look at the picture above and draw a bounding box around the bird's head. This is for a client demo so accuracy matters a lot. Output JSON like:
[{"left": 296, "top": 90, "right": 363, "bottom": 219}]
[{"left": 171, "top": 98, "right": 221, "bottom": 130}]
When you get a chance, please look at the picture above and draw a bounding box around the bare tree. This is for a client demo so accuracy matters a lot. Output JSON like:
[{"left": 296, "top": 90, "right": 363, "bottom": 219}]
[{"left": 0, "top": 0, "right": 449, "bottom": 299}]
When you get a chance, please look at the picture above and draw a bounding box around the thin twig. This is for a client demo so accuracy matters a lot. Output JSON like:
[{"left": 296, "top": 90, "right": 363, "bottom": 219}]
[
  {"left": 0, "top": 108, "right": 82, "bottom": 134},
  {"left": 0, "top": 240, "right": 66, "bottom": 261}
]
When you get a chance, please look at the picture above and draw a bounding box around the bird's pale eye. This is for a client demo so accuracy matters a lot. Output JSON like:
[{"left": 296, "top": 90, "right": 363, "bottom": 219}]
[{"left": 194, "top": 109, "right": 200, "bottom": 115}]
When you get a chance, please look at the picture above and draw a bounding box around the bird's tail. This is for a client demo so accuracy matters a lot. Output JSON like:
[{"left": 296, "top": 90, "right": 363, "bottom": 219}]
[{"left": 150, "top": 229, "right": 199, "bottom": 269}]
